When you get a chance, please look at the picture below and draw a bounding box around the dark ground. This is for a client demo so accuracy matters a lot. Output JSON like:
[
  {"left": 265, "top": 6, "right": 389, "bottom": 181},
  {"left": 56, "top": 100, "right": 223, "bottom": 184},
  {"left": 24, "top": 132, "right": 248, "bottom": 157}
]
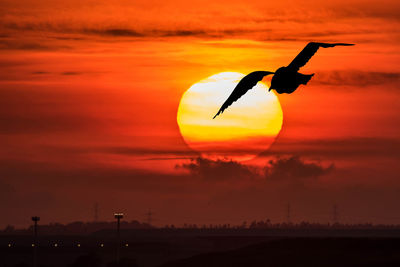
[
  {"left": 159, "top": 237, "right": 400, "bottom": 267},
  {"left": 2, "top": 229, "right": 400, "bottom": 267}
]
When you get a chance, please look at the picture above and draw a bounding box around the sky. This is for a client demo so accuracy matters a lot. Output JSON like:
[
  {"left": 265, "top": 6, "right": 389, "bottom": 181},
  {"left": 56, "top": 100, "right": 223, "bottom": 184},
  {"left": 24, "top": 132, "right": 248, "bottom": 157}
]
[{"left": 0, "top": 0, "right": 400, "bottom": 227}]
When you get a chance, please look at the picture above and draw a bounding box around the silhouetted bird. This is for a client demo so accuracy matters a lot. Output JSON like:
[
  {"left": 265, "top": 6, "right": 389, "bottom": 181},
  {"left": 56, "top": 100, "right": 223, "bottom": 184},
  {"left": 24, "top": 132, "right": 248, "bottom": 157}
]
[{"left": 213, "top": 42, "right": 354, "bottom": 119}]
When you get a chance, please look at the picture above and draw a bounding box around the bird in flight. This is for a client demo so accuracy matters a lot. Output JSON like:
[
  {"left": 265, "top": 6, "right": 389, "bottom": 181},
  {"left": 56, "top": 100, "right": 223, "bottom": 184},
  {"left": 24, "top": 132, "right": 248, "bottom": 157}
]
[{"left": 213, "top": 42, "right": 354, "bottom": 119}]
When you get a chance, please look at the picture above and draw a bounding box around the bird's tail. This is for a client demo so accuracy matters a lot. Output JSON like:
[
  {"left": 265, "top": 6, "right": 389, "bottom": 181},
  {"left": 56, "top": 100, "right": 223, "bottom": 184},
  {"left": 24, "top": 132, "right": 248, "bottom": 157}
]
[{"left": 299, "top": 73, "right": 314, "bottom": 85}]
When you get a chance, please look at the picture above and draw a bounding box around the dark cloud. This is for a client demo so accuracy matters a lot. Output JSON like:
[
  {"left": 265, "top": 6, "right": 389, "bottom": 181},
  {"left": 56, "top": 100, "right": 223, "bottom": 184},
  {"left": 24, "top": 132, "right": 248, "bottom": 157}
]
[
  {"left": 158, "top": 30, "right": 208, "bottom": 37},
  {"left": 84, "top": 28, "right": 144, "bottom": 37},
  {"left": 31, "top": 71, "right": 50, "bottom": 75},
  {"left": 2, "top": 154, "right": 399, "bottom": 227},
  {"left": 103, "top": 146, "right": 267, "bottom": 158},
  {"left": 33, "top": 145, "right": 199, "bottom": 160},
  {"left": 333, "top": 5, "right": 400, "bottom": 21},
  {"left": 0, "top": 155, "right": 333, "bottom": 196},
  {"left": 0, "top": 0, "right": 399, "bottom": 50},
  {"left": 84, "top": 28, "right": 254, "bottom": 39},
  {"left": 265, "top": 156, "right": 334, "bottom": 181},
  {"left": 177, "top": 156, "right": 333, "bottom": 182},
  {"left": 0, "top": 39, "right": 70, "bottom": 51},
  {"left": 0, "top": 158, "right": 193, "bottom": 195},
  {"left": 61, "top": 71, "right": 81, "bottom": 75},
  {"left": 32, "top": 71, "right": 102, "bottom": 76},
  {"left": 0, "top": 113, "right": 100, "bottom": 134},
  {"left": 264, "top": 137, "right": 400, "bottom": 159},
  {"left": 305, "top": 30, "right": 371, "bottom": 38},
  {"left": 177, "top": 157, "right": 256, "bottom": 180},
  {"left": 1, "top": 23, "right": 222, "bottom": 39},
  {"left": 0, "top": 20, "right": 397, "bottom": 50},
  {"left": 313, "top": 71, "right": 400, "bottom": 87},
  {"left": 102, "top": 147, "right": 197, "bottom": 157},
  {"left": 42, "top": 137, "right": 400, "bottom": 164}
]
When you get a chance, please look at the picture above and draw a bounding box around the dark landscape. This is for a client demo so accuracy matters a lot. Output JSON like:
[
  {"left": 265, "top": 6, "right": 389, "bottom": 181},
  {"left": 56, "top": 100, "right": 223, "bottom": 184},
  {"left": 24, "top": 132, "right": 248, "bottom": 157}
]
[{"left": 3, "top": 223, "right": 400, "bottom": 267}]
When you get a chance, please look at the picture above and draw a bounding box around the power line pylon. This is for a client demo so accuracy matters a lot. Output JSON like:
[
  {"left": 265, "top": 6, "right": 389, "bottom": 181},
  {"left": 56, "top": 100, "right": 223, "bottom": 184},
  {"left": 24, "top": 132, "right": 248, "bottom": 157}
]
[{"left": 146, "top": 209, "right": 154, "bottom": 225}]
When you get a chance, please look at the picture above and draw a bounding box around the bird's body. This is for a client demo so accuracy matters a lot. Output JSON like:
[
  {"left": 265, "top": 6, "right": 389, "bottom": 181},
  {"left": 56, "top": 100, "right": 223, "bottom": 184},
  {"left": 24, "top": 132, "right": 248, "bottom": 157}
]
[
  {"left": 213, "top": 42, "right": 354, "bottom": 119},
  {"left": 270, "top": 67, "right": 314, "bottom": 94}
]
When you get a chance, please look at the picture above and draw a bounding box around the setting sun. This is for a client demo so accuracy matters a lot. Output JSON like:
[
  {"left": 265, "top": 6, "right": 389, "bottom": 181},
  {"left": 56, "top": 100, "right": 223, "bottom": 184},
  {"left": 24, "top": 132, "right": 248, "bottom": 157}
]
[{"left": 177, "top": 72, "right": 283, "bottom": 160}]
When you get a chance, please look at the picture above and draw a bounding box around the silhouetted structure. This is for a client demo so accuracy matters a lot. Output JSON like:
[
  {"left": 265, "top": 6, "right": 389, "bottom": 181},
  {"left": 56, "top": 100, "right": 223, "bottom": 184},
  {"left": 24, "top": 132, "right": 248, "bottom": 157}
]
[
  {"left": 114, "top": 212, "right": 124, "bottom": 265},
  {"left": 213, "top": 42, "right": 354, "bottom": 118},
  {"left": 31, "top": 216, "right": 40, "bottom": 267}
]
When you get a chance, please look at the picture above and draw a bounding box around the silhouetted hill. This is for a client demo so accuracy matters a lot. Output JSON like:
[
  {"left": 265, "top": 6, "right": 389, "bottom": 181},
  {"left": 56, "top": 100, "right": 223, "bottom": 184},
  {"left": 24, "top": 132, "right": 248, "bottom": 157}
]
[{"left": 158, "top": 237, "right": 400, "bottom": 267}]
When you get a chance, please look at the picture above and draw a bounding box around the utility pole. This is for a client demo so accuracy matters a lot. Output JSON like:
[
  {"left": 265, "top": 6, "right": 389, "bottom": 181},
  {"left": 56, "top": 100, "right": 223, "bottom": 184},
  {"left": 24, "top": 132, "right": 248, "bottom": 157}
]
[
  {"left": 94, "top": 203, "right": 99, "bottom": 222},
  {"left": 31, "top": 216, "right": 40, "bottom": 267},
  {"left": 114, "top": 212, "right": 124, "bottom": 265},
  {"left": 286, "top": 203, "right": 291, "bottom": 224}
]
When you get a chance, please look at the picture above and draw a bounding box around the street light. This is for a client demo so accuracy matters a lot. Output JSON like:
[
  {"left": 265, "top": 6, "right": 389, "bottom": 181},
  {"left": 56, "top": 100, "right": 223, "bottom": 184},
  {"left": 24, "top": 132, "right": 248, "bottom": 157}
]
[
  {"left": 114, "top": 212, "right": 124, "bottom": 264},
  {"left": 31, "top": 216, "right": 40, "bottom": 267}
]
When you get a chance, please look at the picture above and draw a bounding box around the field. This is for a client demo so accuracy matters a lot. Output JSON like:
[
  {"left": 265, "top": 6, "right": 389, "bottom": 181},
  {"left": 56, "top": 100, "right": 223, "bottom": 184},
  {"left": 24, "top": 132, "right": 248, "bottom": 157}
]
[{"left": 2, "top": 229, "right": 400, "bottom": 266}]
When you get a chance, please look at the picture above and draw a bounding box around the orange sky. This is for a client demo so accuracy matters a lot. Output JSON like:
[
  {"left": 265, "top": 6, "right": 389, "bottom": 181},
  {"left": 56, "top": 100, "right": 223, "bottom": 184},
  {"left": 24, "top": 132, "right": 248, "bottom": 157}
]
[{"left": 1, "top": 0, "right": 400, "bottom": 227}]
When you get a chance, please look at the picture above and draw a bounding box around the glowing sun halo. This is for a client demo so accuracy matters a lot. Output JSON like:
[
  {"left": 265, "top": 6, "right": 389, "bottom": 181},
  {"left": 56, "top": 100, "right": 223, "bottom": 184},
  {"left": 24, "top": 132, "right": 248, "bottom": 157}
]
[{"left": 177, "top": 72, "right": 283, "bottom": 160}]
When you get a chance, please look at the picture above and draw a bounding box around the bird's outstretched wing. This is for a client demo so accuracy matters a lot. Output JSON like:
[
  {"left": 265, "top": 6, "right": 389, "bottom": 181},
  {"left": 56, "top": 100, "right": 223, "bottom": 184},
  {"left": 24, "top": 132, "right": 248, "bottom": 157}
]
[
  {"left": 287, "top": 42, "right": 354, "bottom": 71},
  {"left": 213, "top": 71, "right": 274, "bottom": 119}
]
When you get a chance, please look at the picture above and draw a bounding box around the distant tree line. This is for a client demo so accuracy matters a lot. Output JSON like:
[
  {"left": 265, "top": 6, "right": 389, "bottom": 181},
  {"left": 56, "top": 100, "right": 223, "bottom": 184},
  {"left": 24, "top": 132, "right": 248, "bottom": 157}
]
[
  {"left": 164, "top": 220, "right": 400, "bottom": 230},
  {"left": 0, "top": 220, "right": 153, "bottom": 235},
  {"left": 3, "top": 219, "right": 400, "bottom": 235}
]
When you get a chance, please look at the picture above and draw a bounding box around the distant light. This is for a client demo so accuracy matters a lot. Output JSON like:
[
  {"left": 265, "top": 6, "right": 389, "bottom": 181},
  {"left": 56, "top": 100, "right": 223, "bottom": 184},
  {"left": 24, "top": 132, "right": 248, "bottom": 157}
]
[
  {"left": 31, "top": 244, "right": 35, "bottom": 247},
  {"left": 77, "top": 244, "right": 81, "bottom": 247},
  {"left": 125, "top": 243, "right": 129, "bottom": 247},
  {"left": 100, "top": 243, "right": 104, "bottom": 247},
  {"left": 8, "top": 243, "right": 11, "bottom": 247},
  {"left": 54, "top": 243, "right": 58, "bottom": 247}
]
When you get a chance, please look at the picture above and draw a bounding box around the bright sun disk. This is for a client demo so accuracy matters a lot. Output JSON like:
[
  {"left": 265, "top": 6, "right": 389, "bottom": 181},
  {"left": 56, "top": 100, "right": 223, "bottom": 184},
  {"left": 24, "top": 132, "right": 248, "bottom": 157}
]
[{"left": 177, "top": 72, "right": 283, "bottom": 160}]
